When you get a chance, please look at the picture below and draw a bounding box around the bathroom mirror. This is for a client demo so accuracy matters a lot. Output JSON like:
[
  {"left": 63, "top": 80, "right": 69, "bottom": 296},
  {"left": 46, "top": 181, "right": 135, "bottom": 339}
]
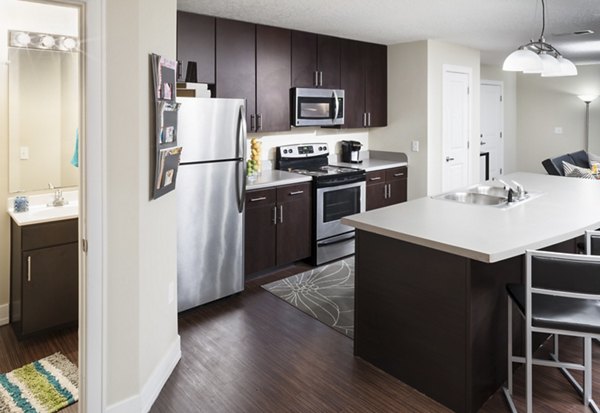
[{"left": 8, "top": 46, "right": 80, "bottom": 193}]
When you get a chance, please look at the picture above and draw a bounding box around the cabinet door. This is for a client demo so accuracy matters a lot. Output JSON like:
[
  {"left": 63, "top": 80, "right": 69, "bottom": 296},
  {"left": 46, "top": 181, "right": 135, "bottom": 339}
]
[
  {"left": 291, "top": 31, "right": 318, "bottom": 88},
  {"left": 245, "top": 189, "right": 277, "bottom": 276},
  {"left": 22, "top": 243, "right": 78, "bottom": 335},
  {"left": 176, "top": 12, "right": 215, "bottom": 84},
  {"left": 366, "top": 171, "right": 387, "bottom": 211},
  {"left": 340, "top": 39, "right": 366, "bottom": 128},
  {"left": 364, "top": 42, "right": 387, "bottom": 127},
  {"left": 385, "top": 167, "right": 408, "bottom": 206},
  {"left": 216, "top": 18, "right": 256, "bottom": 129},
  {"left": 276, "top": 183, "right": 312, "bottom": 265},
  {"left": 256, "top": 25, "right": 291, "bottom": 133},
  {"left": 317, "top": 35, "right": 341, "bottom": 89}
]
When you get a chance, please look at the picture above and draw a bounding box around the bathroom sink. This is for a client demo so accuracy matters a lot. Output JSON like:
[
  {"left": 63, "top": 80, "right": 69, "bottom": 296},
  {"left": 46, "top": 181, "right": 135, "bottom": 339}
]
[
  {"left": 9, "top": 202, "right": 79, "bottom": 226},
  {"left": 436, "top": 192, "right": 507, "bottom": 206}
]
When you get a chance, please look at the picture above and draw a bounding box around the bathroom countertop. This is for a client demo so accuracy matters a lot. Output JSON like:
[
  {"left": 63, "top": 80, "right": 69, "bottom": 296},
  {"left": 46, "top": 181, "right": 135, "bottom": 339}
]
[{"left": 7, "top": 190, "right": 79, "bottom": 226}]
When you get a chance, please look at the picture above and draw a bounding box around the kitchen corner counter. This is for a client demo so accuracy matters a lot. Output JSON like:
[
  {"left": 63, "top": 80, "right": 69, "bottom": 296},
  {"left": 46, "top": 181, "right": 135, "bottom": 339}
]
[{"left": 246, "top": 170, "right": 311, "bottom": 190}]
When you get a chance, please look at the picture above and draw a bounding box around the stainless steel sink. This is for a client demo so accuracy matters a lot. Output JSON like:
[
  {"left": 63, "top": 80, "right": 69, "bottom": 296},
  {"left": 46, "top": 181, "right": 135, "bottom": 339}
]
[
  {"left": 437, "top": 191, "right": 507, "bottom": 206},
  {"left": 467, "top": 185, "right": 508, "bottom": 198}
]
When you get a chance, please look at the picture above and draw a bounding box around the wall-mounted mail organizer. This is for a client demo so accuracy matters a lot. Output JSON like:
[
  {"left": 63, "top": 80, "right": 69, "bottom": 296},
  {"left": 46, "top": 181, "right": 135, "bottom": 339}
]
[{"left": 151, "top": 53, "right": 183, "bottom": 200}]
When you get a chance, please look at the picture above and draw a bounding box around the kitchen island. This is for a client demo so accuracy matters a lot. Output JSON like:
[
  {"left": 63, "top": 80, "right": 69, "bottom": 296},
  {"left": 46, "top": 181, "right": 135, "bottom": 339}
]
[{"left": 341, "top": 172, "right": 600, "bottom": 413}]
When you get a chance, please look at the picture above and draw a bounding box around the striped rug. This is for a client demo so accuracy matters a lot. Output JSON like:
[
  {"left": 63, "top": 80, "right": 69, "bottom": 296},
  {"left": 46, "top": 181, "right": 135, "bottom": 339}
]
[{"left": 0, "top": 353, "right": 78, "bottom": 413}]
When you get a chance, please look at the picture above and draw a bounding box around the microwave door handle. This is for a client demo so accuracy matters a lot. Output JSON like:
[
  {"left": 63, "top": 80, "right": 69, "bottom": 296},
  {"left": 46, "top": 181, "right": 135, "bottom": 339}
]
[{"left": 332, "top": 90, "right": 339, "bottom": 123}]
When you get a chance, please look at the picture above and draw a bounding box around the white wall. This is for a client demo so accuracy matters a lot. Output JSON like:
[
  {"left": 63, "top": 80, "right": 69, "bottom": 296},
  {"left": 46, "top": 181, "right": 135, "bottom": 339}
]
[
  {"left": 427, "top": 40, "right": 480, "bottom": 196},
  {"left": 104, "top": 0, "right": 180, "bottom": 410},
  {"left": 516, "top": 64, "right": 600, "bottom": 173},
  {"left": 480, "top": 65, "right": 518, "bottom": 174},
  {"left": 370, "top": 41, "right": 428, "bottom": 200}
]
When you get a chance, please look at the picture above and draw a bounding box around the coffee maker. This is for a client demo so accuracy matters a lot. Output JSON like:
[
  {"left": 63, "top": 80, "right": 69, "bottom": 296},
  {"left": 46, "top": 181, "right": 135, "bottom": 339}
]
[{"left": 341, "top": 140, "right": 363, "bottom": 163}]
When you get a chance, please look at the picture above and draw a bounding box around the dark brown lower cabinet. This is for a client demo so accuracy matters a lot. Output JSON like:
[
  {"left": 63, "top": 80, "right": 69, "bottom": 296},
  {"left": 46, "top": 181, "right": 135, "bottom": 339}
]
[
  {"left": 10, "top": 219, "right": 78, "bottom": 338},
  {"left": 245, "top": 182, "right": 312, "bottom": 276},
  {"left": 366, "top": 166, "right": 408, "bottom": 211}
]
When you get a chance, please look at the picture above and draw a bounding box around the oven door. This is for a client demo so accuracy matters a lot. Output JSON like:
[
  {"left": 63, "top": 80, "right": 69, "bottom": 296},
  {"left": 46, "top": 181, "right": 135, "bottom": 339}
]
[
  {"left": 316, "top": 181, "right": 365, "bottom": 240},
  {"left": 292, "top": 88, "right": 344, "bottom": 127}
]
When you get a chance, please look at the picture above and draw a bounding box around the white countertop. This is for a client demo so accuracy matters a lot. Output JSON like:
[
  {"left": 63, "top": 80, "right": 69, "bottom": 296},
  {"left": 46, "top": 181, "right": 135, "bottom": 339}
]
[
  {"left": 337, "top": 158, "right": 407, "bottom": 172},
  {"left": 342, "top": 172, "right": 600, "bottom": 263},
  {"left": 246, "top": 170, "right": 312, "bottom": 190},
  {"left": 8, "top": 190, "right": 79, "bottom": 226}
]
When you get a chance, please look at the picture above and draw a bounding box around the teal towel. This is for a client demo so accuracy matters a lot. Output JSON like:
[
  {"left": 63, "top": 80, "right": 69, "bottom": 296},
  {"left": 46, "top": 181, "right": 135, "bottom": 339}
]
[{"left": 71, "top": 128, "right": 79, "bottom": 168}]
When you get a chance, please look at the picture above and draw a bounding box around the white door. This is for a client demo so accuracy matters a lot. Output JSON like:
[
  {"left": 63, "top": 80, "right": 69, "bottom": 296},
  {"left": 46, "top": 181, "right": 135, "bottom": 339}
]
[
  {"left": 442, "top": 68, "right": 471, "bottom": 192},
  {"left": 481, "top": 81, "right": 504, "bottom": 179}
]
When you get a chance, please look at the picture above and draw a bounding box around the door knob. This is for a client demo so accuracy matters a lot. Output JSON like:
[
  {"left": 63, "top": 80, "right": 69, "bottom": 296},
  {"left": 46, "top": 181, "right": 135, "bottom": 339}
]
[
  {"left": 481, "top": 141, "right": 487, "bottom": 145},
  {"left": 445, "top": 156, "right": 455, "bottom": 162}
]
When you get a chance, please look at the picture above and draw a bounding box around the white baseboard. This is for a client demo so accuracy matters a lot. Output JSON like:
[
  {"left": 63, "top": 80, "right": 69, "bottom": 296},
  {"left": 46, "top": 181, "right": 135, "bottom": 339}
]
[
  {"left": 141, "top": 335, "right": 181, "bottom": 412},
  {"left": 106, "top": 335, "right": 181, "bottom": 413},
  {"left": 0, "top": 304, "right": 9, "bottom": 326}
]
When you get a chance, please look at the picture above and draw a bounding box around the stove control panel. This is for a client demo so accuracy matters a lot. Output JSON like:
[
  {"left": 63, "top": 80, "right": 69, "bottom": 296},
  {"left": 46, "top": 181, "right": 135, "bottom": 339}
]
[{"left": 278, "top": 143, "right": 329, "bottom": 158}]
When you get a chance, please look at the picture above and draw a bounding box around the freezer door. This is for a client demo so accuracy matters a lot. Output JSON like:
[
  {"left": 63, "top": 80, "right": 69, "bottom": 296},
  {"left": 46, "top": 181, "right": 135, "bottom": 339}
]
[
  {"left": 177, "top": 97, "right": 246, "bottom": 163},
  {"left": 177, "top": 160, "right": 245, "bottom": 312}
]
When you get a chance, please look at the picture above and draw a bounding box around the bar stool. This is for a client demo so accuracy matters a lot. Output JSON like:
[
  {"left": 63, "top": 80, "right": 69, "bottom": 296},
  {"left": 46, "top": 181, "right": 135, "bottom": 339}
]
[
  {"left": 503, "top": 249, "right": 600, "bottom": 413},
  {"left": 586, "top": 230, "right": 600, "bottom": 256}
]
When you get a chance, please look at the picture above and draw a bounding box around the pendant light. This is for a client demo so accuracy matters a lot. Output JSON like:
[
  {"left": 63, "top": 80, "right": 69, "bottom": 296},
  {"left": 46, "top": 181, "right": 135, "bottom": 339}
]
[{"left": 503, "top": 0, "right": 577, "bottom": 77}]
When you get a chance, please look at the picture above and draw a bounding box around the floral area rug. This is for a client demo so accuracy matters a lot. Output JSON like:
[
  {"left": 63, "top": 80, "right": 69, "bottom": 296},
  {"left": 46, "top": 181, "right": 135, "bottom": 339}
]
[
  {"left": 262, "top": 258, "right": 354, "bottom": 338},
  {"left": 0, "top": 353, "right": 78, "bottom": 413}
]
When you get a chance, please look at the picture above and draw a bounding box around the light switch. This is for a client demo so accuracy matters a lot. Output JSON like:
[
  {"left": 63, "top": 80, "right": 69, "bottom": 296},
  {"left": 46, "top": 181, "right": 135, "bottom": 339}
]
[
  {"left": 554, "top": 127, "right": 563, "bottom": 134},
  {"left": 411, "top": 140, "right": 420, "bottom": 152},
  {"left": 20, "top": 146, "right": 29, "bottom": 160}
]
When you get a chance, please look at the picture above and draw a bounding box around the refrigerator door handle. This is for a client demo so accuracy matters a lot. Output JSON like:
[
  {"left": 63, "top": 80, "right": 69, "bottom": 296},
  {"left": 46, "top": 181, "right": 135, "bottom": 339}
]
[{"left": 236, "top": 105, "right": 247, "bottom": 213}]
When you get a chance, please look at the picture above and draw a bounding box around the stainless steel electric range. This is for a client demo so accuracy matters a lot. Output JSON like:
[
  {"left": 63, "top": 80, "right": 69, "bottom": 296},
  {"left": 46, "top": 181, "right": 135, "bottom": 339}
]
[{"left": 276, "top": 143, "right": 366, "bottom": 266}]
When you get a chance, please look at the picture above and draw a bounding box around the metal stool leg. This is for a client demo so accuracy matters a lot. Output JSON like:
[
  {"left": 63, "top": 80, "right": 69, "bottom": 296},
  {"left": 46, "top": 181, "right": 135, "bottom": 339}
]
[
  {"left": 508, "top": 297, "right": 513, "bottom": 395},
  {"left": 526, "top": 318, "right": 533, "bottom": 413},
  {"left": 585, "top": 337, "right": 592, "bottom": 406}
]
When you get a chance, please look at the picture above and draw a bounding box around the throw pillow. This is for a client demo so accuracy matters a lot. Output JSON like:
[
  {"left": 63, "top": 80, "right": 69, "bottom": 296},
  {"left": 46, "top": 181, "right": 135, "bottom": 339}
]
[
  {"left": 588, "top": 152, "right": 600, "bottom": 173},
  {"left": 562, "top": 161, "right": 596, "bottom": 179}
]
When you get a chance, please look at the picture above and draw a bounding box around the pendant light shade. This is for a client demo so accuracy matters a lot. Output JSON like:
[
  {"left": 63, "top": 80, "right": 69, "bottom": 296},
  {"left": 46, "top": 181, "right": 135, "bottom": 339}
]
[
  {"left": 502, "top": 0, "right": 577, "bottom": 77},
  {"left": 503, "top": 49, "right": 542, "bottom": 72}
]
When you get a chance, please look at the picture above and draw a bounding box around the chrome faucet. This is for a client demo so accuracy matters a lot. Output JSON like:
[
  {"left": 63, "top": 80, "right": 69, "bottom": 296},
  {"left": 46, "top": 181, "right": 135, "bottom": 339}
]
[
  {"left": 47, "top": 183, "right": 68, "bottom": 207},
  {"left": 497, "top": 179, "right": 527, "bottom": 202}
]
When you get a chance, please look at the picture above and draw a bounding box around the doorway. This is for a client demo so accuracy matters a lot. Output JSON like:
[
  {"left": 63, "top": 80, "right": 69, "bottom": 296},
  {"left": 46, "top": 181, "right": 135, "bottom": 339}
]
[
  {"left": 1, "top": 1, "right": 88, "bottom": 411},
  {"left": 442, "top": 65, "right": 472, "bottom": 192},
  {"left": 480, "top": 81, "right": 504, "bottom": 180}
]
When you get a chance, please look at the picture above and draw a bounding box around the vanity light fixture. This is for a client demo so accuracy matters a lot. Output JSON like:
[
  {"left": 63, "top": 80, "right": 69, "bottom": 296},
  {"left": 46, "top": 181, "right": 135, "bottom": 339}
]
[
  {"left": 503, "top": 0, "right": 577, "bottom": 77},
  {"left": 8, "top": 30, "right": 78, "bottom": 52}
]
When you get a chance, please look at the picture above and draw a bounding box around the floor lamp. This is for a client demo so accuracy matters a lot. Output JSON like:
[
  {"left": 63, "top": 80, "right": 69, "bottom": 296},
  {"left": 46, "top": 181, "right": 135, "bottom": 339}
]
[{"left": 578, "top": 95, "right": 598, "bottom": 151}]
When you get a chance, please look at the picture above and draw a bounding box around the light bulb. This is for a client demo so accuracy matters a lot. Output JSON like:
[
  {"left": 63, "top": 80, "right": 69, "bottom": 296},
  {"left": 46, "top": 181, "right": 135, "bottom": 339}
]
[
  {"left": 62, "top": 37, "right": 77, "bottom": 50},
  {"left": 14, "top": 32, "right": 31, "bottom": 47},
  {"left": 40, "top": 35, "right": 56, "bottom": 48},
  {"left": 578, "top": 95, "right": 598, "bottom": 103}
]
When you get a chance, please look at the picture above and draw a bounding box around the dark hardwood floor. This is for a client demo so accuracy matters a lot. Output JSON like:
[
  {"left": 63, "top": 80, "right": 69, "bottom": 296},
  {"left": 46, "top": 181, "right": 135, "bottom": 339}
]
[
  {"left": 152, "top": 263, "right": 600, "bottom": 413},
  {"left": 0, "top": 324, "right": 78, "bottom": 412}
]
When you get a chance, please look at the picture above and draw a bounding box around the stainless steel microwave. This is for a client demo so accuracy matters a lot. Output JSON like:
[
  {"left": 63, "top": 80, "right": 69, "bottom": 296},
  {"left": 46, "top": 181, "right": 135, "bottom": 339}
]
[{"left": 291, "top": 88, "right": 344, "bottom": 127}]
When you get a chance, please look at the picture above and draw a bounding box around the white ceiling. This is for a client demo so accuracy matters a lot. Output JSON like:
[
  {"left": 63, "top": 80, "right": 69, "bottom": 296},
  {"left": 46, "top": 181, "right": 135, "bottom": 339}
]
[{"left": 177, "top": 0, "right": 600, "bottom": 65}]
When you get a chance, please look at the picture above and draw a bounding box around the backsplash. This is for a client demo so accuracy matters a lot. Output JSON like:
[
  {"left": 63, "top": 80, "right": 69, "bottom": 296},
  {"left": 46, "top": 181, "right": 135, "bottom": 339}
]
[{"left": 247, "top": 128, "right": 369, "bottom": 170}]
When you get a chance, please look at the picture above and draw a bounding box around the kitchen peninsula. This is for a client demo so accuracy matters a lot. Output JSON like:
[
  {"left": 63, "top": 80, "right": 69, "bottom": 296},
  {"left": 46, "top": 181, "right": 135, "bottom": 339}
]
[{"left": 342, "top": 172, "right": 600, "bottom": 413}]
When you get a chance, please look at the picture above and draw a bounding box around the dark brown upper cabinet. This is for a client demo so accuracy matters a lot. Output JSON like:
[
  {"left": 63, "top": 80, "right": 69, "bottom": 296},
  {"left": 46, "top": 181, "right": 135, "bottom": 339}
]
[
  {"left": 291, "top": 31, "right": 340, "bottom": 89},
  {"left": 256, "top": 25, "right": 291, "bottom": 133},
  {"left": 176, "top": 12, "right": 215, "bottom": 84},
  {"left": 340, "top": 39, "right": 387, "bottom": 128},
  {"left": 216, "top": 18, "right": 256, "bottom": 128}
]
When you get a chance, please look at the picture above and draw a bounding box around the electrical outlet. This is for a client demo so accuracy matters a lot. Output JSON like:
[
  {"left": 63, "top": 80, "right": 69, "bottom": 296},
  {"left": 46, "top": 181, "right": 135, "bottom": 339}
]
[
  {"left": 554, "top": 127, "right": 563, "bottom": 134},
  {"left": 411, "top": 140, "right": 420, "bottom": 152},
  {"left": 168, "top": 282, "right": 175, "bottom": 304},
  {"left": 20, "top": 146, "right": 29, "bottom": 160}
]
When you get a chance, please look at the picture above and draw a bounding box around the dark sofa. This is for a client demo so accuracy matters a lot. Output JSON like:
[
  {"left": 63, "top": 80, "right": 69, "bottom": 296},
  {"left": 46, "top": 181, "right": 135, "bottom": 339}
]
[{"left": 541, "top": 150, "right": 590, "bottom": 176}]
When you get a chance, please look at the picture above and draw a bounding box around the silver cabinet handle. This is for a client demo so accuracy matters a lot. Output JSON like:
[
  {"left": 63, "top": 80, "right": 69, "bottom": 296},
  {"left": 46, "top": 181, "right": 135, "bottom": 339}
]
[
  {"left": 27, "top": 256, "right": 31, "bottom": 282},
  {"left": 250, "top": 114, "right": 255, "bottom": 132},
  {"left": 363, "top": 113, "right": 367, "bottom": 127},
  {"left": 314, "top": 71, "right": 319, "bottom": 87},
  {"left": 279, "top": 205, "right": 283, "bottom": 224},
  {"left": 384, "top": 184, "right": 388, "bottom": 199},
  {"left": 256, "top": 113, "right": 262, "bottom": 131},
  {"left": 272, "top": 206, "right": 277, "bottom": 224},
  {"left": 393, "top": 172, "right": 404, "bottom": 177},
  {"left": 250, "top": 196, "right": 266, "bottom": 202},
  {"left": 445, "top": 156, "right": 455, "bottom": 162},
  {"left": 388, "top": 183, "right": 392, "bottom": 198},
  {"left": 319, "top": 71, "right": 323, "bottom": 86},
  {"left": 369, "top": 176, "right": 382, "bottom": 181},
  {"left": 289, "top": 190, "right": 304, "bottom": 195},
  {"left": 368, "top": 112, "right": 371, "bottom": 126}
]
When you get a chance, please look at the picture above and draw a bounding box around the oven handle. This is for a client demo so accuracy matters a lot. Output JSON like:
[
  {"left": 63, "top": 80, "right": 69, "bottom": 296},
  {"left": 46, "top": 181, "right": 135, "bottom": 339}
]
[
  {"left": 317, "top": 233, "right": 355, "bottom": 247},
  {"left": 317, "top": 180, "right": 366, "bottom": 194},
  {"left": 333, "top": 90, "right": 339, "bottom": 123}
]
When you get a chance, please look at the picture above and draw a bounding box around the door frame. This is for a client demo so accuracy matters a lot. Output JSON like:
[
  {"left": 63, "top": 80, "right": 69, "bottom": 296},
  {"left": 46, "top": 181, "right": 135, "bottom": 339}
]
[
  {"left": 442, "top": 64, "right": 472, "bottom": 192},
  {"left": 480, "top": 79, "right": 504, "bottom": 178}
]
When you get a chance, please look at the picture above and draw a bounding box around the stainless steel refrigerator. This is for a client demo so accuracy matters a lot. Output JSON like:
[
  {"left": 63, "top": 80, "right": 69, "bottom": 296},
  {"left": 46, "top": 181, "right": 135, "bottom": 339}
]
[{"left": 176, "top": 97, "right": 246, "bottom": 312}]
